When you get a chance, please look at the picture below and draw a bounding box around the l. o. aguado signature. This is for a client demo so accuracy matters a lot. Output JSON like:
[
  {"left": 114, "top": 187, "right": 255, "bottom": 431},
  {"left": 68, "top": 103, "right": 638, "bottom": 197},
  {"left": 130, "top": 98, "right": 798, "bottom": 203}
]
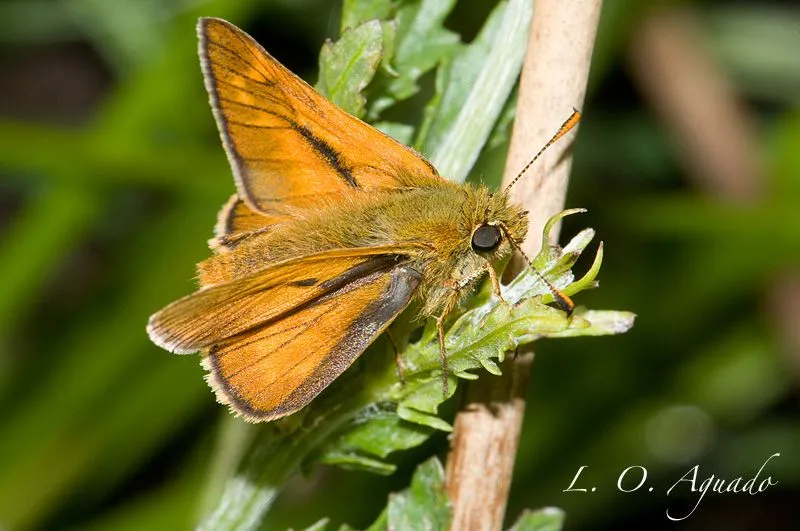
[{"left": 563, "top": 453, "right": 780, "bottom": 521}]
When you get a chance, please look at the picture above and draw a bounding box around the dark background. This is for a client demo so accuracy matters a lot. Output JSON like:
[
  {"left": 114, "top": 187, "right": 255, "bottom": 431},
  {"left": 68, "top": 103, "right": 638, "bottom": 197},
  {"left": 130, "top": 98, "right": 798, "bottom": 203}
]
[{"left": 0, "top": 0, "right": 798, "bottom": 529}]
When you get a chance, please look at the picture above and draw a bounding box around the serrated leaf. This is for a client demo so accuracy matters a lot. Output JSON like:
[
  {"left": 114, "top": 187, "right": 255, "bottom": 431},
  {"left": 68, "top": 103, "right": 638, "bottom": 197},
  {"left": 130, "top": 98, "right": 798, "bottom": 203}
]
[
  {"left": 397, "top": 405, "right": 453, "bottom": 432},
  {"left": 394, "top": 297, "right": 569, "bottom": 416},
  {"left": 316, "top": 20, "right": 384, "bottom": 117},
  {"left": 480, "top": 357, "right": 503, "bottom": 375},
  {"left": 548, "top": 309, "right": 636, "bottom": 338},
  {"left": 387, "top": 458, "right": 451, "bottom": 531},
  {"left": 507, "top": 508, "right": 565, "bottom": 531}
]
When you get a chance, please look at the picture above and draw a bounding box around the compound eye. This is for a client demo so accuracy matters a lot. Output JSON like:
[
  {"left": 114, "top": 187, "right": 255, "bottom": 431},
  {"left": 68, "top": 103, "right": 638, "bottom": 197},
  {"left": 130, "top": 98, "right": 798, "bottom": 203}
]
[{"left": 471, "top": 224, "right": 502, "bottom": 252}]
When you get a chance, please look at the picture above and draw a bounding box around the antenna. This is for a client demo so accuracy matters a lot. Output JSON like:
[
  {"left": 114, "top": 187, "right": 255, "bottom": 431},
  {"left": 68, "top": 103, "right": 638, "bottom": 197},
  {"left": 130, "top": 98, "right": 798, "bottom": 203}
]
[
  {"left": 497, "top": 224, "right": 575, "bottom": 316},
  {"left": 504, "top": 109, "right": 582, "bottom": 193},
  {"left": 497, "top": 109, "right": 582, "bottom": 315}
]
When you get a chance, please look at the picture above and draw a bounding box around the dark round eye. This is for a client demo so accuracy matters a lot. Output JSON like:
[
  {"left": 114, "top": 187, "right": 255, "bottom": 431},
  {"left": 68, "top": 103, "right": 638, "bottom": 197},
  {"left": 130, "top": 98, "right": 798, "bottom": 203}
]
[{"left": 471, "top": 224, "right": 502, "bottom": 252}]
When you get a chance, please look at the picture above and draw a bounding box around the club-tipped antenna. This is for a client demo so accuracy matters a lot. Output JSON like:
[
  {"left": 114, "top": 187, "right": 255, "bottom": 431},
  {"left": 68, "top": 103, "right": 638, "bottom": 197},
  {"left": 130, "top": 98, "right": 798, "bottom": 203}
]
[{"left": 504, "top": 109, "right": 582, "bottom": 193}]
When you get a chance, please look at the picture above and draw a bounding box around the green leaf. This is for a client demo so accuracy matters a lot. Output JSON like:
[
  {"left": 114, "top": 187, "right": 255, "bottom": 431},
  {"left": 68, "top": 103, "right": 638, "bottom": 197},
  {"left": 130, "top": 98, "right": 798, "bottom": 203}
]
[
  {"left": 374, "top": 121, "right": 415, "bottom": 144},
  {"left": 388, "top": 0, "right": 459, "bottom": 97},
  {"left": 320, "top": 452, "right": 397, "bottom": 475},
  {"left": 507, "top": 507, "right": 565, "bottom": 531},
  {"left": 335, "top": 458, "right": 451, "bottom": 530},
  {"left": 386, "top": 458, "right": 451, "bottom": 531},
  {"left": 319, "top": 412, "right": 433, "bottom": 474},
  {"left": 0, "top": 184, "right": 99, "bottom": 342},
  {"left": 303, "top": 518, "right": 331, "bottom": 531},
  {"left": 415, "top": 1, "right": 507, "bottom": 154},
  {"left": 377, "top": 20, "right": 398, "bottom": 75},
  {"left": 316, "top": 20, "right": 384, "bottom": 117},
  {"left": 485, "top": 92, "right": 518, "bottom": 152},
  {"left": 468, "top": 92, "right": 518, "bottom": 189},
  {"left": 427, "top": 0, "right": 533, "bottom": 182},
  {"left": 341, "top": 0, "right": 395, "bottom": 32},
  {"left": 360, "top": 508, "right": 388, "bottom": 531},
  {"left": 366, "top": 0, "right": 460, "bottom": 119}
]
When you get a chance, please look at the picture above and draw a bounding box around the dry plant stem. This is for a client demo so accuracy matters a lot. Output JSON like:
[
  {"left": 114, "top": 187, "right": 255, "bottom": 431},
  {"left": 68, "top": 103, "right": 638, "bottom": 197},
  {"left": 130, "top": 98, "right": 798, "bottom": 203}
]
[
  {"left": 769, "top": 274, "right": 800, "bottom": 377},
  {"left": 444, "top": 1, "right": 602, "bottom": 529},
  {"left": 628, "top": 7, "right": 762, "bottom": 202},
  {"left": 629, "top": 7, "right": 800, "bottom": 375}
]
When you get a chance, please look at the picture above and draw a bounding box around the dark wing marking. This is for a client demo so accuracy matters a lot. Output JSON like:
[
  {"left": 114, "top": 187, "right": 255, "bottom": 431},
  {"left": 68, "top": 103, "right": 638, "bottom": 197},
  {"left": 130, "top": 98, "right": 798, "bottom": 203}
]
[{"left": 197, "top": 17, "right": 444, "bottom": 217}]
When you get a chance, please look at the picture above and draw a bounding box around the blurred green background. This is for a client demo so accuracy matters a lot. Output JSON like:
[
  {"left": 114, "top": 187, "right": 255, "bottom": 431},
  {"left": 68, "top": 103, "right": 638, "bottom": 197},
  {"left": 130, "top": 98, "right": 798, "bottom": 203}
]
[{"left": 1, "top": 0, "right": 798, "bottom": 529}]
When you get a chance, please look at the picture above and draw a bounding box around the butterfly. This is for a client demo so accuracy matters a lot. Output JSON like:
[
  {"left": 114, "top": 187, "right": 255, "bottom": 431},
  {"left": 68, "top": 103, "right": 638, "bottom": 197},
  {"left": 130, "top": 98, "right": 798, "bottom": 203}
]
[{"left": 147, "top": 17, "right": 579, "bottom": 422}]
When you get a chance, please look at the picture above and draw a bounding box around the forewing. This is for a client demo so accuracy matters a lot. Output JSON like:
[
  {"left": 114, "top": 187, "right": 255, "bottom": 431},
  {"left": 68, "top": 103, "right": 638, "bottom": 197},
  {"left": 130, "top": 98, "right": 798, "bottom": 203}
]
[
  {"left": 198, "top": 17, "right": 443, "bottom": 217},
  {"left": 205, "top": 264, "right": 421, "bottom": 421},
  {"left": 147, "top": 248, "right": 410, "bottom": 354}
]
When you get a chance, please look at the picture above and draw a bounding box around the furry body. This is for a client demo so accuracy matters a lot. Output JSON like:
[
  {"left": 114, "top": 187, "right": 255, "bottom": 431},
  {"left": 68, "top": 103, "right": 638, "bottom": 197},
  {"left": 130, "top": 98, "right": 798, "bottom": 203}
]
[{"left": 199, "top": 182, "right": 528, "bottom": 317}]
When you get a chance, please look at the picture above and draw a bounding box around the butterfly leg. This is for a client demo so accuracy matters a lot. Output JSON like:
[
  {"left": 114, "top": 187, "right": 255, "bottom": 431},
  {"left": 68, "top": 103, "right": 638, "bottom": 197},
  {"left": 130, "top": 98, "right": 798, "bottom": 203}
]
[
  {"left": 434, "top": 261, "right": 501, "bottom": 397},
  {"left": 435, "top": 265, "right": 496, "bottom": 397},
  {"left": 436, "top": 314, "right": 450, "bottom": 396},
  {"left": 483, "top": 261, "right": 505, "bottom": 303},
  {"left": 444, "top": 261, "right": 502, "bottom": 299},
  {"left": 385, "top": 329, "right": 405, "bottom": 385}
]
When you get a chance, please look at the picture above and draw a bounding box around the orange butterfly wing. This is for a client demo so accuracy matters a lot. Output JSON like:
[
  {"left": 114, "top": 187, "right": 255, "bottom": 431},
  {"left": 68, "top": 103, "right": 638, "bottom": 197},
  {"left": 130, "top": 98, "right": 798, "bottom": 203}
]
[
  {"left": 211, "top": 194, "right": 274, "bottom": 250},
  {"left": 148, "top": 19, "right": 443, "bottom": 421},
  {"left": 198, "top": 17, "right": 443, "bottom": 220},
  {"left": 205, "top": 263, "right": 421, "bottom": 421},
  {"left": 147, "top": 247, "right": 413, "bottom": 354}
]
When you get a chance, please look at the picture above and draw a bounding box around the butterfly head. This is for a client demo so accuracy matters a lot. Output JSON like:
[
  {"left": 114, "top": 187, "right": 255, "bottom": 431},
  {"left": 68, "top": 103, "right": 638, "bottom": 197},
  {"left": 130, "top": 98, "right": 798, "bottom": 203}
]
[{"left": 464, "top": 186, "right": 528, "bottom": 262}]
